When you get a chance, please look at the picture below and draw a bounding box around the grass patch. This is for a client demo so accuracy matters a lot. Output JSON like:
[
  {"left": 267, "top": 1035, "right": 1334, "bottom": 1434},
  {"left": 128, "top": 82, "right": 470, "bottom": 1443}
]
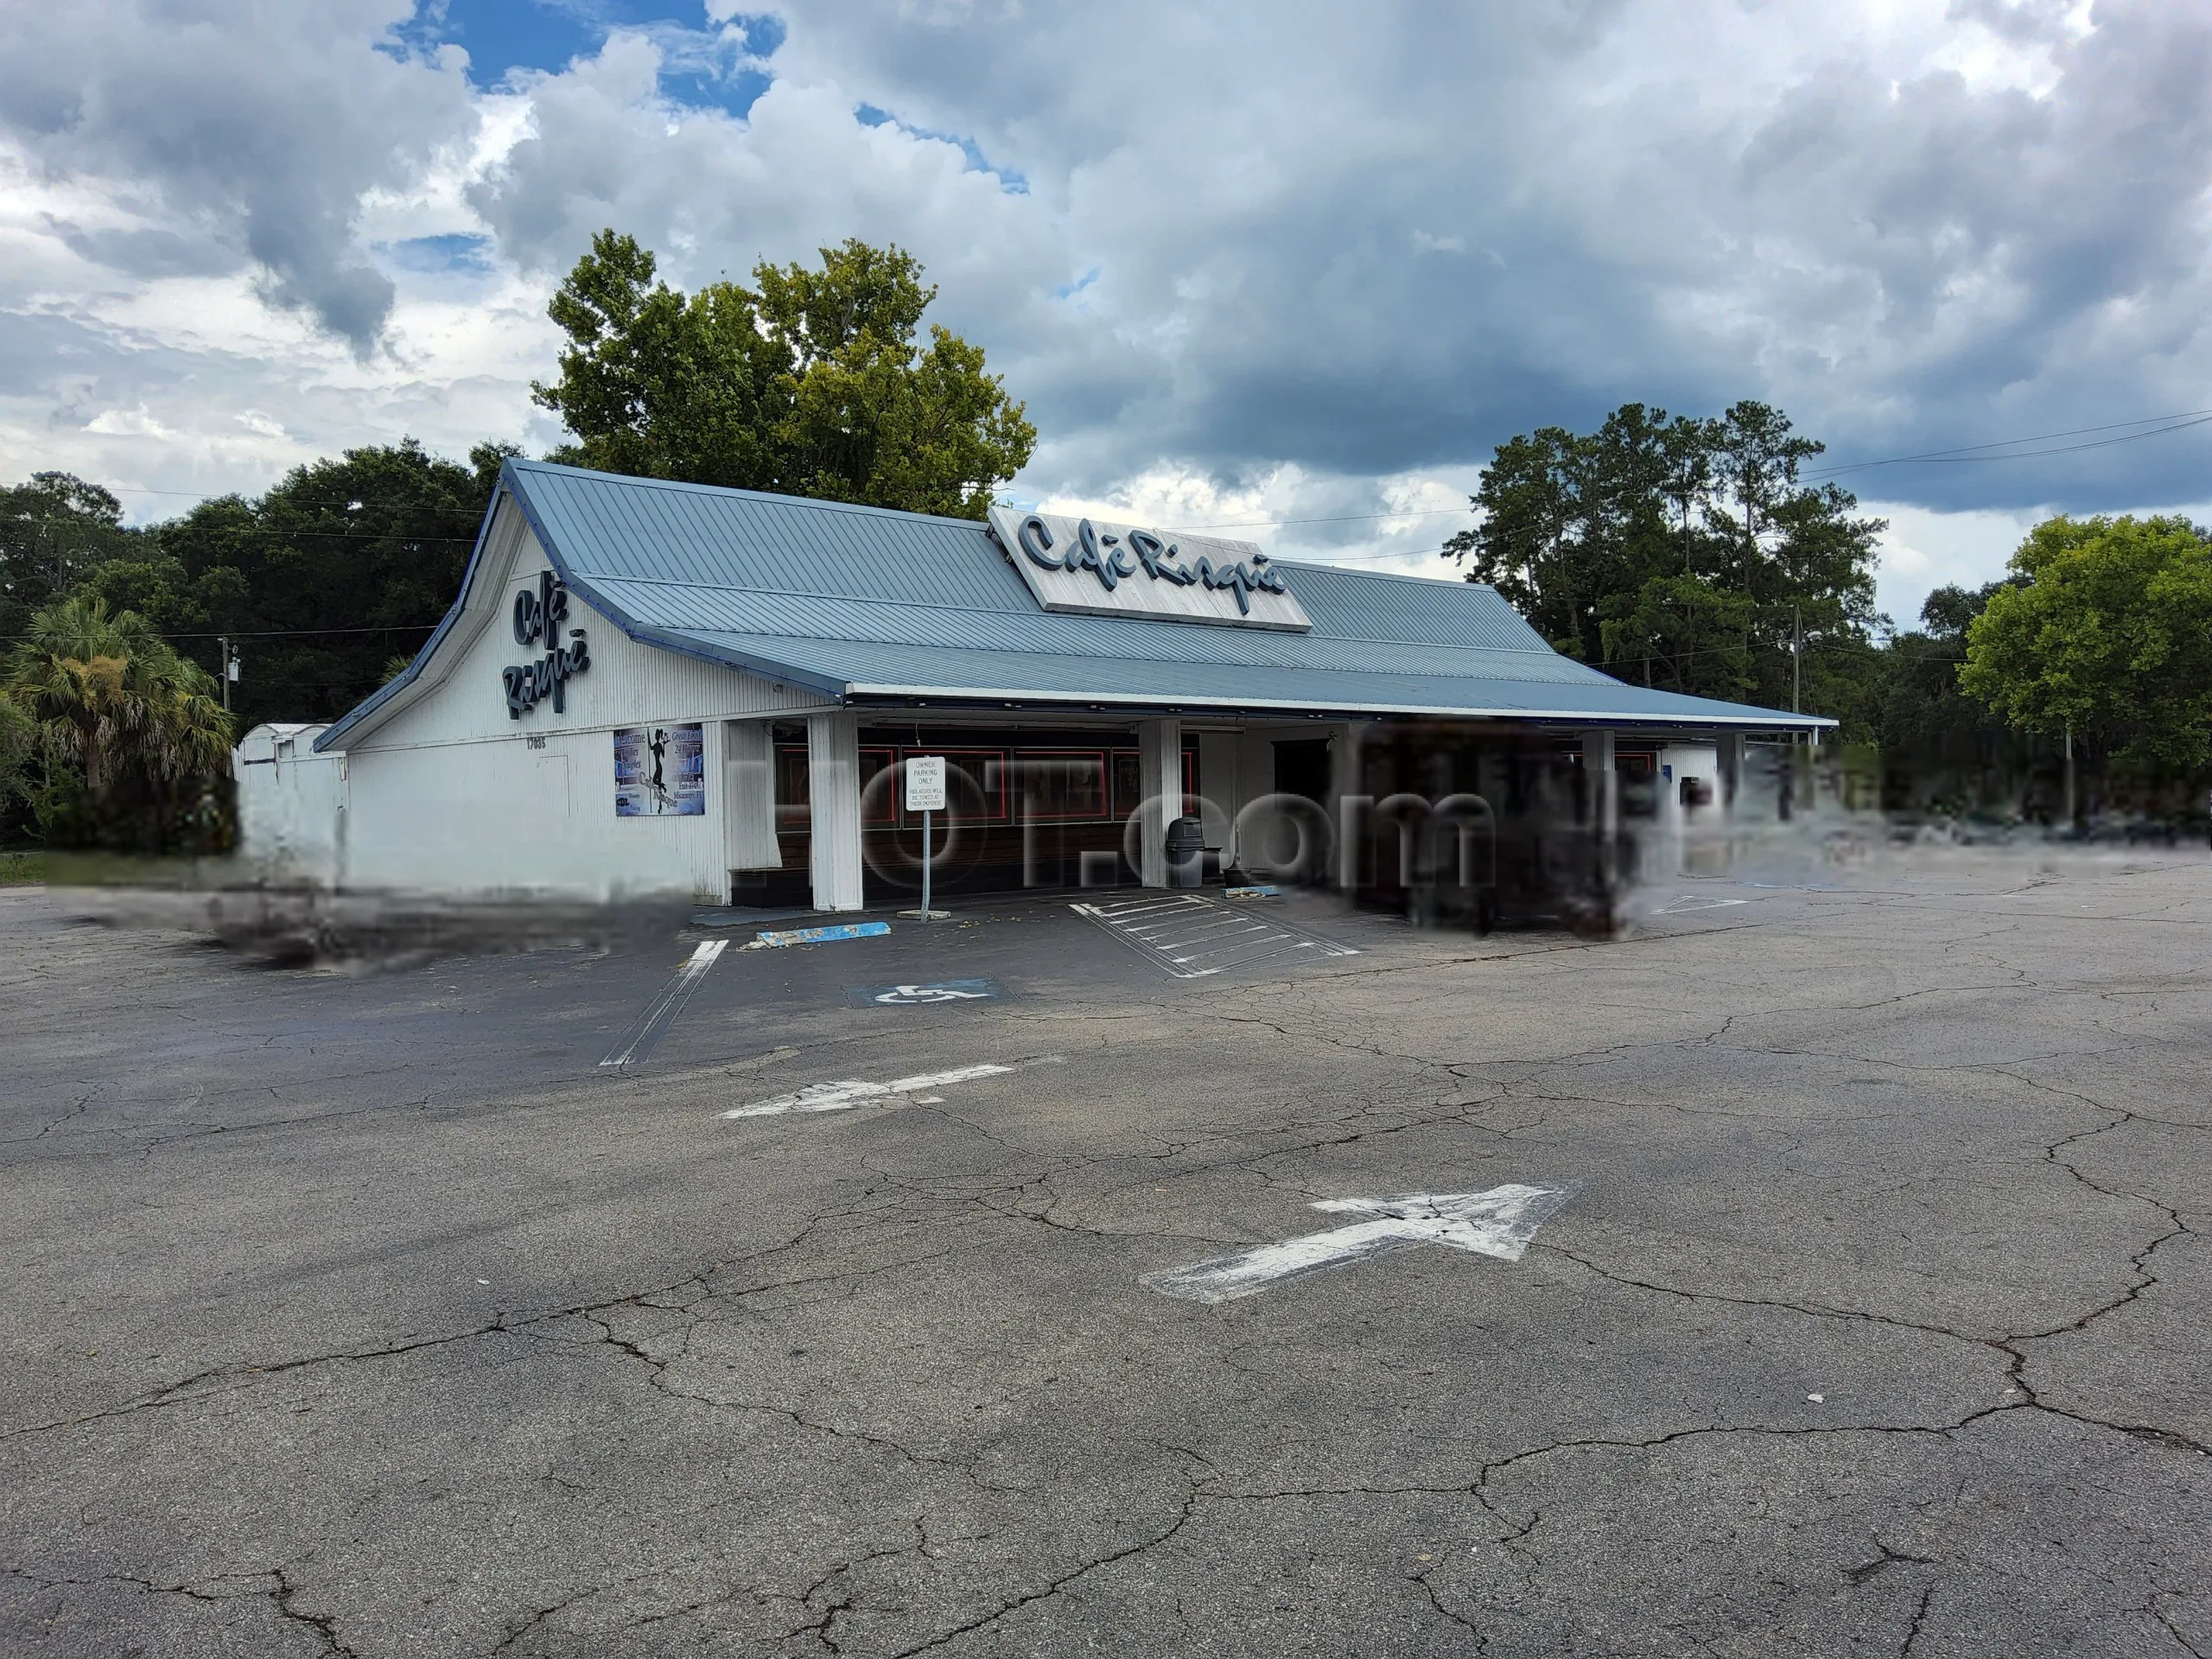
[{"left": 0, "top": 850, "right": 45, "bottom": 886}]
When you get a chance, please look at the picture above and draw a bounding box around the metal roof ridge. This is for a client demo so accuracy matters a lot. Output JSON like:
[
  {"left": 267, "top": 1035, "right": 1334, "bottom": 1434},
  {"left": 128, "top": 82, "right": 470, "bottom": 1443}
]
[
  {"left": 1268, "top": 559, "right": 1498, "bottom": 594},
  {"left": 506, "top": 458, "right": 1004, "bottom": 534}
]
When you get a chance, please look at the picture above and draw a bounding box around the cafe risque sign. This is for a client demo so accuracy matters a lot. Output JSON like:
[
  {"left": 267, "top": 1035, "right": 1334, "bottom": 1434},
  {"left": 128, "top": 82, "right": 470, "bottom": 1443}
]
[
  {"left": 504, "top": 571, "right": 590, "bottom": 718},
  {"left": 987, "top": 506, "right": 1313, "bottom": 632}
]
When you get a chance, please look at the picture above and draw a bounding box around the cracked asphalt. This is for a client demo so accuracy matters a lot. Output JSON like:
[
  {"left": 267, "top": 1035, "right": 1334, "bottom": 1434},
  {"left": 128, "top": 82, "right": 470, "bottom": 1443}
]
[{"left": 2, "top": 851, "right": 2208, "bottom": 1657}]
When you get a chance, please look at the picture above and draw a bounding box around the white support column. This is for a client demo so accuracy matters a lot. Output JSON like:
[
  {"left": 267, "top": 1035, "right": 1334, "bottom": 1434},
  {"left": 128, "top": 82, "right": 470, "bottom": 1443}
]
[
  {"left": 1716, "top": 731, "right": 1743, "bottom": 816},
  {"left": 1137, "top": 717, "right": 1183, "bottom": 887},
  {"left": 806, "top": 711, "right": 864, "bottom": 912},
  {"left": 725, "top": 720, "right": 780, "bottom": 872},
  {"left": 1581, "top": 728, "right": 1617, "bottom": 837},
  {"left": 1196, "top": 731, "right": 1238, "bottom": 859},
  {"left": 1329, "top": 721, "right": 1363, "bottom": 890}
]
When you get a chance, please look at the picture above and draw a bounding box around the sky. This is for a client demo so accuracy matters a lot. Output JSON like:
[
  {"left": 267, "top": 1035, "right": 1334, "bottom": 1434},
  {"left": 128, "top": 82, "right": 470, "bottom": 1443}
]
[{"left": 3, "top": 0, "right": 2211, "bottom": 627}]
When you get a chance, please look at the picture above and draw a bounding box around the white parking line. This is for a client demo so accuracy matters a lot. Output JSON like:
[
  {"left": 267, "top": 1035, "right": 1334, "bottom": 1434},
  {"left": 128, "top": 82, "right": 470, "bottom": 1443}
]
[
  {"left": 599, "top": 940, "right": 728, "bottom": 1068},
  {"left": 1072, "top": 894, "right": 1358, "bottom": 980}
]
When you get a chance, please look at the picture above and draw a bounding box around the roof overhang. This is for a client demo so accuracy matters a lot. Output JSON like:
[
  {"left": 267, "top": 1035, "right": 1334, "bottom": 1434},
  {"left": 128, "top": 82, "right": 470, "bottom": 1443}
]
[{"left": 841, "top": 683, "right": 1835, "bottom": 729}]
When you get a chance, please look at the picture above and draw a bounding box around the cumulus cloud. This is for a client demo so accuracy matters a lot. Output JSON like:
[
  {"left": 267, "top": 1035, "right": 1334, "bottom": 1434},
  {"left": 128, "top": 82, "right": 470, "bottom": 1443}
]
[
  {"left": 768, "top": 0, "right": 2212, "bottom": 508},
  {"left": 3, "top": 0, "right": 2211, "bottom": 624},
  {"left": 0, "top": 0, "right": 475, "bottom": 351}
]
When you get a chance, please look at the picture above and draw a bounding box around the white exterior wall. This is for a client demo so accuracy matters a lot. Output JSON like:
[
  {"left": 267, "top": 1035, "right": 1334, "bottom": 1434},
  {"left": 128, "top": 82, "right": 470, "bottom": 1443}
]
[
  {"left": 333, "top": 502, "right": 833, "bottom": 901},
  {"left": 1657, "top": 743, "right": 1721, "bottom": 830},
  {"left": 232, "top": 724, "right": 343, "bottom": 883}
]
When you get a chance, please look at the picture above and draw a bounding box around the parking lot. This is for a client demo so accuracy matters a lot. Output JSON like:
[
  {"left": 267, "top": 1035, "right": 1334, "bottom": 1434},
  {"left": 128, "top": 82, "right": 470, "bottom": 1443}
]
[{"left": 3, "top": 855, "right": 2208, "bottom": 1657}]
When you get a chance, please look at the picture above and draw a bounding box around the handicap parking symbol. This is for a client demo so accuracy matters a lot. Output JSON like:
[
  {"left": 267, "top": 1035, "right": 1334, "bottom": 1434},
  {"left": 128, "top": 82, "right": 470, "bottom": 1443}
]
[{"left": 846, "top": 978, "right": 1005, "bottom": 1007}]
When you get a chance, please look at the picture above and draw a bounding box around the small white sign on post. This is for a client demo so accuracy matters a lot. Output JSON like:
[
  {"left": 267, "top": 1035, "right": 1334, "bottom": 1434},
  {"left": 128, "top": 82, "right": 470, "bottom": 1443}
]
[
  {"left": 905, "top": 754, "right": 947, "bottom": 813},
  {"left": 906, "top": 756, "right": 947, "bottom": 921}
]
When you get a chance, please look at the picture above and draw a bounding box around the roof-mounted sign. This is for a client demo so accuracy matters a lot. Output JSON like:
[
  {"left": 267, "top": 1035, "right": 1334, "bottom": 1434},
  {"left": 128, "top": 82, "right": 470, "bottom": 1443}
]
[{"left": 987, "top": 506, "right": 1312, "bottom": 632}]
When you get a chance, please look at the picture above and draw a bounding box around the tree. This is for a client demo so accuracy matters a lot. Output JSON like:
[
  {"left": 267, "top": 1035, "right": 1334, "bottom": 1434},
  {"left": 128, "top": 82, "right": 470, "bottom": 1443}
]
[
  {"left": 534, "top": 232, "right": 786, "bottom": 492},
  {"left": 136, "top": 439, "right": 506, "bottom": 728},
  {"left": 1445, "top": 401, "right": 1883, "bottom": 716},
  {"left": 0, "top": 473, "right": 145, "bottom": 645},
  {"left": 0, "top": 695, "right": 33, "bottom": 823},
  {"left": 1961, "top": 515, "right": 2212, "bottom": 770},
  {"left": 534, "top": 231, "right": 1035, "bottom": 519},
  {"left": 1866, "top": 582, "right": 2027, "bottom": 814},
  {"left": 7, "top": 595, "right": 233, "bottom": 851}
]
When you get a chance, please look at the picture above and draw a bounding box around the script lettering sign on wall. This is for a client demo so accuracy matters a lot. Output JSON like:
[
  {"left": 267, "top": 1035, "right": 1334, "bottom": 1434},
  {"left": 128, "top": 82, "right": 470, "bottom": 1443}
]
[
  {"left": 987, "top": 506, "right": 1313, "bottom": 632},
  {"left": 504, "top": 571, "right": 590, "bottom": 718}
]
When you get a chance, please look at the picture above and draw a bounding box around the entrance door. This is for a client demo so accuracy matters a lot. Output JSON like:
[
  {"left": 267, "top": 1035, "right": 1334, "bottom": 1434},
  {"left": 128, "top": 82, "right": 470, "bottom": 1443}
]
[
  {"left": 1267, "top": 738, "right": 1336, "bottom": 886},
  {"left": 1274, "top": 739, "right": 1332, "bottom": 806}
]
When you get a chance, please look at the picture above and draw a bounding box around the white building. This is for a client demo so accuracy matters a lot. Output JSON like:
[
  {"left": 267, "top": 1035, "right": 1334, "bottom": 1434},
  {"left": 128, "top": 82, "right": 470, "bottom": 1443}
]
[{"left": 252, "top": 460, "right": 1825, "bottom": 914}]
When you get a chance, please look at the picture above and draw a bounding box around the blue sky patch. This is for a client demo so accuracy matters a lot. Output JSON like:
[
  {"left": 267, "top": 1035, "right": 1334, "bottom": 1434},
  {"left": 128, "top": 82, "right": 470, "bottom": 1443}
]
[
  {"left": 385, "top": 232, "right": 499, "bottom": 273},
  {"left": 401, "top": 2, "right": 780, "bottom": 118},
  {"left": 852, "top": 104, "right": 1027, "bottom": 194}
]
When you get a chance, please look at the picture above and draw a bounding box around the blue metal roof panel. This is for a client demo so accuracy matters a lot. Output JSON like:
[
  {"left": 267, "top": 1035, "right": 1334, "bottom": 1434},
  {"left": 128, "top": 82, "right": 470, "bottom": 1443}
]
[
  {"left": 511, "top": 460, "right": 1563, "bottom": 651},
  {"left": 582, "top": 576, "right": 1601, "bottom": 682},
  {"left": 517, "top": 461, "right": 1031, "bottom": 611},
  {"left": 312, "top": 460, "right": 1828, "bottom": 741}
]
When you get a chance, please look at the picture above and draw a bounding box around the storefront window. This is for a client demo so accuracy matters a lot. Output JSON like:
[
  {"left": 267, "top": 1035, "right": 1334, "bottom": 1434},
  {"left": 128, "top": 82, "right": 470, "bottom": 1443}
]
[{"left": 1006, "top": 752, "right": 1109, "bottom": 821}]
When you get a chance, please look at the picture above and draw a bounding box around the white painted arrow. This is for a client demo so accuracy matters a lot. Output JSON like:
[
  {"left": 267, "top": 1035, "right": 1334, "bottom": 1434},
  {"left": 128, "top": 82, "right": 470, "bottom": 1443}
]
[
  {"left": 721, "top": 1054, "right": 1063, "bottom": 1119},
  {"left": 1145, "top": 1183, "right": 1578, "bottom": 1303}
]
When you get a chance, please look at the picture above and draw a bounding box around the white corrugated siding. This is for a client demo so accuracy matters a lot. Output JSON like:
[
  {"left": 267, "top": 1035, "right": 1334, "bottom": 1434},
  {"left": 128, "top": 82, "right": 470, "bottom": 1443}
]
[{"left": 340, "top": 510, "right": 830, "bottom": 900}]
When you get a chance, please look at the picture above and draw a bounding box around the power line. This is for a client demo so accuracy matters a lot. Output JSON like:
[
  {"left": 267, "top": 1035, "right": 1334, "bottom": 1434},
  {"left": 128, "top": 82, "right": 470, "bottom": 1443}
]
[
  {"left": 0, "top": 623, "right": 437, "bottom": 643},
  {"left": 1124, "top": 404, "right": 2212, "bottom": 536},
  {"left": 1164, "top": 506, "right": 1470, "bottom": 532},
  {"left": 3, "top": 521, "right": 482, "bottom": 547},
  {"left": 20, "top": 399, "right": 2212, "bottom": 564},
  {"left": 1804, "top": 408, "right": 2212, "bottom": 480}
]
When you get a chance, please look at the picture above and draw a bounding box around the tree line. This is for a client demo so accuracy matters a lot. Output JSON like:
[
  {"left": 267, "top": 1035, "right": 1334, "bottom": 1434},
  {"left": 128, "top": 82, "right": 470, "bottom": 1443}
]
[
  {"left": 4, "top": 231, "right": 2206, "bottom": 854},
  {"left": 1449, "top": 400, "right": 2212, "bottom": 824},
  {"left": 0, "top": 234, "right": 1035, "bottom": 852}
]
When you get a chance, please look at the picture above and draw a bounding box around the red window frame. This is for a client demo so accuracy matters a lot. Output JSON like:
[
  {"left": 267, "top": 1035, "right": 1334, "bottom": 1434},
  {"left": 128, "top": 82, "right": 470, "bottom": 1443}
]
[
  {"left": 1003, "top": 750, "right": 1111, "bottom": 822},
  {"left": 774, "top": 745, "right": 899, "bottom": 825},
  {"left": 859, "top": 747, "right": 897, "bottom": 825}
]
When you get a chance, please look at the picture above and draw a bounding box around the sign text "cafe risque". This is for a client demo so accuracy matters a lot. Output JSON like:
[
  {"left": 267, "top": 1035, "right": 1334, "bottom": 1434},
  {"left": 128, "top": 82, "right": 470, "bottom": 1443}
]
[{"left": 987, "top": 506, "right": 1313, "bottom": 632}]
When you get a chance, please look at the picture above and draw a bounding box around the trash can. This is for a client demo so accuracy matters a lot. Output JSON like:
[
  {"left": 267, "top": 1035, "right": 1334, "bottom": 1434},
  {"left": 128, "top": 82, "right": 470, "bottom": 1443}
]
[{"left": 1165, "top": 815, "right": 1205, "bottom": 888}]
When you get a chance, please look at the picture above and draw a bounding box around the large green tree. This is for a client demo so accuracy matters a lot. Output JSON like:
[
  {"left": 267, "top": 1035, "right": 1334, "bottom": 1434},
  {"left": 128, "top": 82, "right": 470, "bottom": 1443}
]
[
  {"left": 1444, "top": 401, "right": 1883, "bottom": 715},
  {"left": 534, "top": 232, "right": 1036, "bottom": 519},
  {"left": 1961, "top": 515, "right": 2212, "bottom": 769},
  {"left": 110, "top": 439, "right": 511, "bottom": 729},
  {"left": 0, "top": 473, "right": 146, "bottom": 646}
]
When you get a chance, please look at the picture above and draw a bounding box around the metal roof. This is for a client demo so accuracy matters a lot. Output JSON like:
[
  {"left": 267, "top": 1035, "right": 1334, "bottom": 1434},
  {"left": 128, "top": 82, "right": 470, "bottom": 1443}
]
[{"left": 320, "top": 459, "right": 1833, "bottom": 748}]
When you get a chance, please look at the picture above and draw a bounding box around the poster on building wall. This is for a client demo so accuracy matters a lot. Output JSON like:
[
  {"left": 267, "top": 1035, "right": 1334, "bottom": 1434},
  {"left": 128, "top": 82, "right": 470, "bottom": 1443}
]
[{"left": 614, "top": 723, "right": 705, "bottom": 817}]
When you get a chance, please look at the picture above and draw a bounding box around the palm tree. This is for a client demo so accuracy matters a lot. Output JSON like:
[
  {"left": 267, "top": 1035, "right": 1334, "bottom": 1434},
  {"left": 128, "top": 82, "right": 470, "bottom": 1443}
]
[{"left": 7, "top": 595, "right": 232, "bottom": 808}]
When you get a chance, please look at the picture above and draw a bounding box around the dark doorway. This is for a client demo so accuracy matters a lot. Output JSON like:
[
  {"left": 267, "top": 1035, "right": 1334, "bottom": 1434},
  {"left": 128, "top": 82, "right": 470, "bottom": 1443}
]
[{"left": 1274, "top": 739, "right": 1333, "bottom": 806}]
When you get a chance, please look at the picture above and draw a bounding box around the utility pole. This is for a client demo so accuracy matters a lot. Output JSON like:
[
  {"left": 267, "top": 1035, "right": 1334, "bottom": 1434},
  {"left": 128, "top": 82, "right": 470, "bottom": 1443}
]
[
  {"left": 2063, "top": 724, "right": 2075, "bottom": 834},
  {"left": 217, "top": 637, "right": 238, "bottom": 713},
  {"left": 1790, "top": 601, "right": 1802, "bottom": 716}
]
